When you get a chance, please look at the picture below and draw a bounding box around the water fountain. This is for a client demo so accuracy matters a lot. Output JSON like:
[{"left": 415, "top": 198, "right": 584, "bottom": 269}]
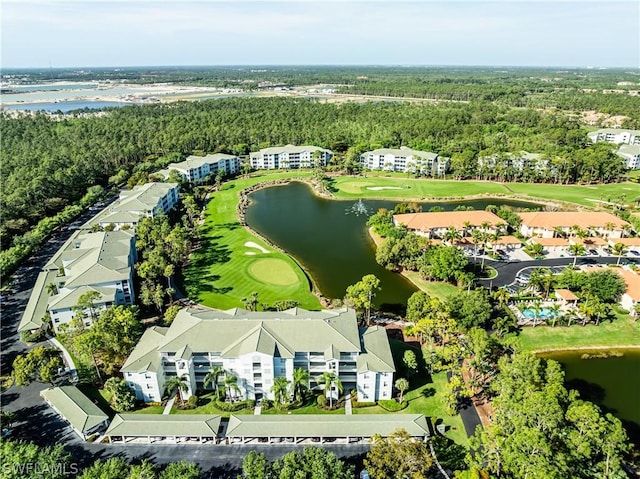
[{"left": 345, "top": 199, "right": 372, "bottom": 216}]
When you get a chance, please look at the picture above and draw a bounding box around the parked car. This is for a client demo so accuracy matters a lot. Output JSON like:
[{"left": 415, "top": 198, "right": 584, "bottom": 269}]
[
  {"left": 629, "top": 250, "right": 639, "bottom": 256},
  {"left": 588, "top": 249, "right": 598, "bottom": 256}
]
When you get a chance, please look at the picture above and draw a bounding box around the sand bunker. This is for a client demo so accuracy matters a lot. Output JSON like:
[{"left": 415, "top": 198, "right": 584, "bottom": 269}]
[
  {"left": 244, "top": 241, "right": 269, "bottom": 254},
  {"left": 245, "top": 252, "right": 256, "bottom": 256},
  {"left": 366, "top": 186, "right": 404, "bottom": 191}
]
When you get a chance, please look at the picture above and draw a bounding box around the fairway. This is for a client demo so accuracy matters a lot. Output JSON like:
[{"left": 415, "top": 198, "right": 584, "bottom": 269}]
[
  {"left": 248, "top": 258, "right": 299, "bottom": 286},
  {"left": 331, "top": 175, "right": 639, "bottom": 208}
]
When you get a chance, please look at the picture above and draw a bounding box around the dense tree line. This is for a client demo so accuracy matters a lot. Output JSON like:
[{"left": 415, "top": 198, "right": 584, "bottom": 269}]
[
  {"left": 2, "top": 95, "right": 633, "bottom": 249},
  {"left": 468, "top": 353, "right": 630, "bottom": 478}
]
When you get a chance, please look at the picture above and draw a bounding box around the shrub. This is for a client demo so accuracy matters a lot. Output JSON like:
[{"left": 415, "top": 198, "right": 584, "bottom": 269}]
[
  {"left": 316, "top": 394, "right": 327, "bottom": 408},
  {"left": 261, "top": 400, "right": 273, "bottom": 411},
  {"left": 213, "top": 399, "right": 255, "bottom": 412},
  {"left": 378, "top": 399, "right": 408, "bottom": 412},
  {"left": 351, "top": 399, "right": 376, "bottom": 408},
  {"left": 20, "top": 329, "right": 45, "bottom": 343}
]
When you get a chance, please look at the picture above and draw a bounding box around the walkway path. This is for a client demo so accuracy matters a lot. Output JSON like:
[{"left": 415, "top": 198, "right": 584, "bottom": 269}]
[
  {"left": 254, "top": 401, "right": 262, "bottom": 415},
  {"left": 345, "top": 396, "right": 352, "bottom": 415},
  {"left": 162, "top": 396, "right": 175, "bottom": 415},
  {"left": 47, "top": 337, "right": 78, "bottom": 382}
]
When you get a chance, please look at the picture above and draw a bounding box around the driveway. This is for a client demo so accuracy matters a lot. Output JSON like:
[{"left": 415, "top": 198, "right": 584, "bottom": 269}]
[{"left": 473, "top": 256, "right": 640, "bottom": 288}]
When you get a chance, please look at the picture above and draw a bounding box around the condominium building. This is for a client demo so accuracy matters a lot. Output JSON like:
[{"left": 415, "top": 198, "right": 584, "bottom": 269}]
[
  {"left": 587, "top": 128, "right": 640, "bottom": 145},
  {"left": 250, "top": 145, "right": 333, "bottom": 170},
  {"left": 393, "top": 211, "right": 506, "bottom": 239},
  {"left": 122, "top": 307, "right": 395, "bottom": 404},
  {"left": 84, "top": 182, "right": 179, "bottom": 230},
  {"left": 359, "top": 147, "right": 449, "bottom": 175},
  {"left": 46, "top": 230, "right": 136, "bottom": 331},
  {"left": 617, "top": 267, "right": 640, "bottom": 316},
  {"left": 160, "top": 154, "right": 240, "bottom": 183},
  {"left": 616, "top": 144, "right": 640, "bottom": 169},
  {"left": 18, "top": 230, "right": 137, "bottom": 334},
  {"left": 518, "top": 212, "right": 631, "bottom": 239},
  {"left": 477, "top": 151, "right": 547, "bottom": 172}
]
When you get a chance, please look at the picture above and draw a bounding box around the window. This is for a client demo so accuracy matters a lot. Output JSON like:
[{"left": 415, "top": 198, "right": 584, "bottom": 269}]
[
  {"left": 364, "top": 384, "right": 369, "bottom": 389},
  {"left": 149, "top": 394, "right": 155, "bottom": 400},
  {"left": 144, "top": 374, "right": 151, "bottom": 379},
  {"left": 146, "top": 384, "right": 152, "bottom": 389}
]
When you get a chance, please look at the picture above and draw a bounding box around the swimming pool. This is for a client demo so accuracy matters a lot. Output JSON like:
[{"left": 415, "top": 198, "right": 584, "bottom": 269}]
[{"left": 520, "top": 307, "right": 558, "bottom": 319}]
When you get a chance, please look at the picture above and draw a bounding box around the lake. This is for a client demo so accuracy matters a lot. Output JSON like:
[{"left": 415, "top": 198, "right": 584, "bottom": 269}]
[
  {"left": 2, "top": 100, "right": 130, "bottom": 113},
  {"left": 245, "top": 181, "right": 539, "bottom": 311},
  {"left": 540, "top": 349, "right": 640, "bottom": 441}
]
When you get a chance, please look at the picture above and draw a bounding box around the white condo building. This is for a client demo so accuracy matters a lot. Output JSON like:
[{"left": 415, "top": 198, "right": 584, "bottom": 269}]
[
  {"left": 21, "top": 230, "right": 137, "bottom": 333},
  {"left": 159, "top": 154, "right": 240, "bottom": 183},
  {"left": 359, "top": 147, "right": 449, "bottom": 175},
  {"left": 478, "top": 151, "right": 547, "bottom": 172},
  {"left": 587, "top": 129, "right": 640, "bottom": 145},
  {"left": 84, "top": 182, "right": 179, "bottom": 231},
  {"left": 122, "top": 307, "right": 395, "bottom": 404},
  {"left": 616, "top": 144, "right": 640, "bottom": 169},
  {"left": 250, "top": 145, "right": 333, "bottom": 170}
]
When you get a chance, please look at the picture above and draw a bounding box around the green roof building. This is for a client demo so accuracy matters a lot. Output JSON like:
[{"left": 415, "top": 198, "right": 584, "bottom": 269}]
[
  {"left": 122, "top": 307, "right": 395, "bottom": 404},
  {"left": 40, "top": 386, "right": 109, "bottom": 440},
  {"left": 105, "top": 414, "right": 221, "bottom": 444}
]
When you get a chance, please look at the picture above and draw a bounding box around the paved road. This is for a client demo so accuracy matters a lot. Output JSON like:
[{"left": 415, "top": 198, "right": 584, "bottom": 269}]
[{"left": 474, "top": 256, "right": 640, "bottom": 288}]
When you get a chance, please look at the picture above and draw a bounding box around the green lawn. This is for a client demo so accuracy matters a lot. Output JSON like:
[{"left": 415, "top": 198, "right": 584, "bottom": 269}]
[
  {"left": 261, "top": 403, "right": 346, "bottom": 415},
  {"left": 331, "top": 175, "right": 639, "bottom": 208},
  {"left": 517, "top": 316, "right": 640, "bottom": 352},
  {"left": 130, "top": 405, "right": 165, "bottom": 414},
  {"left": 182, "top": 171, "right": 321, "bottom": 310},
  {"left": 352, "top": 372, "right": 468, "bottom": 446},
  {"left": 402, "top": 272, "right": 459, "bottom": 301}
]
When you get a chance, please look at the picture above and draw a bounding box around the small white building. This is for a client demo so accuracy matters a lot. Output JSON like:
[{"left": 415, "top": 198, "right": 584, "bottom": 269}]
[
  {"left": 44, "top": 230, "right": 137, "bottom": 332},
  {"left": 122, "top": 307, "right": 395, "bottom": 404},
  {"left": 587, "top": 128, "right": 640, "bottom": 145},
  {"left": 84, "top": 182, "right": 179, "bottom": 231},
  {"left": 160, "top": 154, "right": 240, "bottom": 183},
  {"left": 478, "top": 151, "right": 547, "bottom": 172},
  {"left": 616, "top": 144, "right": 640, "bottom": 169},
  {"left": 359, "top": 147, "right": 449, "bottom": 175},
  {"left": 250, "top": 145, "right": 333, "bottom": 170},
  {"left": 616, "top": 267, "right": 640, "bottom": 316}
]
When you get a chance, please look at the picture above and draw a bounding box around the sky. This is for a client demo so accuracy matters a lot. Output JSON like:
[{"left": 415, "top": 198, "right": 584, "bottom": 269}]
[{"left": 1, "top": 1, "right": 639, "bottom": 69}]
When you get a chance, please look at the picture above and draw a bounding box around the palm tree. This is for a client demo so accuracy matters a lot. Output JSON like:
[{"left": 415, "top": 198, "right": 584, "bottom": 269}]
[
  {"left": 633, "top": 303, "right": 640, "bottom": 320},
  {"left": 271, "top": 377, "right": 290, "bottom": 407},
  {"left": 462, "top": 221, "right": 472, "bottom": 238},
  {"left": 611, "top": 242, "right": 627, "bottom": 265},
  {"left": 604, "top": 222, "right": 616, "bottom": 239},
  {"left": 443, "top": 226, "right": 462, "bottom": 245},
  {"left": 548, "top": 303, "right": 562, "bottom": 327},
  {"left": 291, "top": 367, "right": 310, "bottom": 402},
  {"left": 531, "top": 300, "right": 543, "bottom": 328},
  {"left": 553, "top": 226, "right": 565, "bottom": 239},
  {"left": 317, "top": 371, "right": 343, "bottom": 408},
  {"left": 45, "top": 282, "right": 58, "bottom": 296},
  {"left": 224, "top": 373, "right": 242, "bottom": 401},
  {"left": 579, "top": 300, "right": 595, "bottom": 326},
  {"left": 164, "top": 374, "right": 190, "bottom": 404},
  {"left": 567, "top": 243, "right": 586, "bottom": 267},
  {"left": 471, "top": 229, "right": 484, "bottom": 272},
  {"left": 203, "top": 365, "right": 223, "bottom": 395},
  {"left": 395, "top": 378, "right": 409, "bottom": 403},
  {"left": 493, "top": 287, "right": 511, "bottom": 308}
]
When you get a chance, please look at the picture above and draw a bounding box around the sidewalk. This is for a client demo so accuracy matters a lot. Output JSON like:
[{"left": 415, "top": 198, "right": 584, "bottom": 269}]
[
  {"left": 47, "top": 336, "right": 78, "bottom": 382},
  {"left": 163, "top": 396, "right": 175, "bottom": 415},
  {"left": 345, "top": 396, "right": 352, "bottom": 415}
]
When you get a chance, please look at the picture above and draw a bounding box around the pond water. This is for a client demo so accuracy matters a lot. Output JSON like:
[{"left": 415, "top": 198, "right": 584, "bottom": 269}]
[
  {"left": 244, "top": 181, "right": 539, "bottom": 311},
  {"left": 2, "top": 100, "right": 130, "bottom": 112},
  {"left": 540, "top": 349, "right": 640, "bottom": 439}
]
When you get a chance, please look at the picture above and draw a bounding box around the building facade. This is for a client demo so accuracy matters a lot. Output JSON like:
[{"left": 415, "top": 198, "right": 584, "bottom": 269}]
[
  {"left": 393, "top": 211, "right": 506, "bottom": 239},
  {"left": 477, "top": 151, "right": 547, "bottom": 172},
  {"left": 587, "top": 129, "right": 640, "bottom": 145},
  {"left": 359, "top": 147, "right": 449, "bottom": 175},
  {"left": 161, "top": 154, "right": 240, "bottom": 183},
  {"left": 518, "top": 212, "right": 631, "bottom": 239},
  {"left": 250, "top": 145, "right": 333, "bottom": 170},
  {"left": 616, "top": 144, "right": 640, "bottom": 169},
  {"left": 122, "top": 307, "right": 395, "bottom": 404},
  {"left": 44, "top": 230, "right": 137, "bottom": 332},
  {"left": 85, "top": 182, "right": 179, "bottom": 231}
]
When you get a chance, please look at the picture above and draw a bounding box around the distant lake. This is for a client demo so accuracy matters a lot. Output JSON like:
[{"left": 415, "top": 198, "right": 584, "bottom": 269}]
[
  {"left": 245, "top": 181, "right": 539, "bottom": 311},
  {"left": 2, "top": 101, "right": 130, "bottom": 113}
]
